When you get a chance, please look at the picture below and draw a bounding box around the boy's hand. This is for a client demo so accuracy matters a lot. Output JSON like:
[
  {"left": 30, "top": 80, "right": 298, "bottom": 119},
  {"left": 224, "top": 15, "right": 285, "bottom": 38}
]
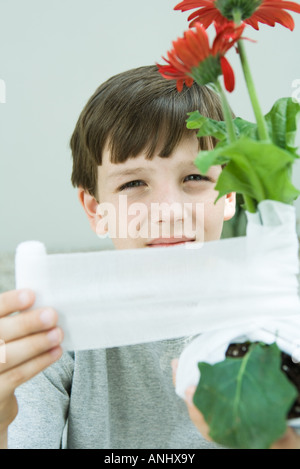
[
  {"left": 171, "top": 359, "right": 212, "bottom": 442},
  {"left": 0, "top": 289, "right": 63, "bottom": 444},
  {"left": 171, "top": 358, "right": 300, "bottom": 449}
]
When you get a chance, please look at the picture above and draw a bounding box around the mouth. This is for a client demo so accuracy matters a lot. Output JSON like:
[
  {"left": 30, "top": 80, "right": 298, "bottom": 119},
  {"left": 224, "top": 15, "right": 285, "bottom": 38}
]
[{"left": 146, "top": 237, "right": 195, "bottom": 248}]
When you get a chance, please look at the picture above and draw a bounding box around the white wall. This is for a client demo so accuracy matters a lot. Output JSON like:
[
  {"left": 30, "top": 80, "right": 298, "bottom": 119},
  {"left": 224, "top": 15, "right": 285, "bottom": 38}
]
[{"left": 0, "top": 0, "right": 299, "bottom": 253}]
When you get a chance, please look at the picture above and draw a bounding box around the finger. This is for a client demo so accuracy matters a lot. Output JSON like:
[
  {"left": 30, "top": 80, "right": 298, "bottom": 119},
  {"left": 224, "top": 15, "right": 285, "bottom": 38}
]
[
  {"left": 0, "top": 327, "right": 63, "bottom": 373},
  {"left": 171, "top": 358, "right": 178, "bottom": 386},
  {"left": 185, "top": 386, "right": 212, "bottom": 441},
  {"left": 0, "top": 307, "right": 58, "bottom": 343},
  {"left": 0, "top": 346, "right": 63, "bottom": 398},
  {"left": 270, "top": 427, "right": 300, "bottom": 449},
  {"left": 0, "top": 290, "right": 35, "bottom": 318}
]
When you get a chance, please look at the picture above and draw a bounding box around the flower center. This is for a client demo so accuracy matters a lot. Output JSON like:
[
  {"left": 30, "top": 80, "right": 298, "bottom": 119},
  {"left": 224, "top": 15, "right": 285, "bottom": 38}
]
[
  {"left": 190, "top": 55, "right": 222, "bottom": 86},
  {"left": 214, "top": 0, "right": 262, "bottom": 20}
]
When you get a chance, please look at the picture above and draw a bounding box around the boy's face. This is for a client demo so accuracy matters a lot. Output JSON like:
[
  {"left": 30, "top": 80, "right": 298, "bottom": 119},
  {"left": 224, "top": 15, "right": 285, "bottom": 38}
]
[{"left": 79, "top": 135, "right": 235, "bottom": 250}]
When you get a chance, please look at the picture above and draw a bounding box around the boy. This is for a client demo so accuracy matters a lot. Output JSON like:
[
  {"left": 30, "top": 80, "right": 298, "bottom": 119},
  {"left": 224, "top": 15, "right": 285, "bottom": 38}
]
[{"left": 0, "top": 65, "right": 296, "bottom": 448}]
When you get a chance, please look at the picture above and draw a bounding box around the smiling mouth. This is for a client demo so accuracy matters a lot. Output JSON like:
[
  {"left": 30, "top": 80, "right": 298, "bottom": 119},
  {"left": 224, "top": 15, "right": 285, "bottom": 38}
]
[{"left": 146, "top": 238, "right": 195, "bottom": 248}]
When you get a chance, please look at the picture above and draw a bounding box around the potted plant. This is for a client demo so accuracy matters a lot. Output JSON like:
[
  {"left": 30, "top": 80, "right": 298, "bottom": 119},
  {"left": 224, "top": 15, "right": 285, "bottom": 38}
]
[{"left": 158, "top": 0, "right": 300, "bottom": 449}]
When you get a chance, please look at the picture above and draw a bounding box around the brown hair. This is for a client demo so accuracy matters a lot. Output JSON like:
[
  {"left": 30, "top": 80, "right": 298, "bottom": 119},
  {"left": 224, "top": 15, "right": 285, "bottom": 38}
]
[{"left": 70, "top": 65, "right": 225, "bottom": 201}]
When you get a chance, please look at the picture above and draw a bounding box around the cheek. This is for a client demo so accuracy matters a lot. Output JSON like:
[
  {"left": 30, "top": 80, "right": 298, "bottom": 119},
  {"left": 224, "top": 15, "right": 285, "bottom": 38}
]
[
  {"left": 118, "top": 198, "right": 150, "bottom": 232},
  {"left": 202, "top": 197, "right": 226, "bottom": 240},
  {"left": 106, "top": 196, "right": 151, "bottom": 247}
]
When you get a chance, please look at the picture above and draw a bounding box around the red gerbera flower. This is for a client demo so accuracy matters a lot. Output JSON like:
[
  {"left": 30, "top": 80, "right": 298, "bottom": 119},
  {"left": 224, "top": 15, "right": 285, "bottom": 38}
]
[
  {"left": 157, "top": 22, "right": 244, "bottom": 92},
  {"left": 174, "top": 0, "right": 300, "bottom": 30}
]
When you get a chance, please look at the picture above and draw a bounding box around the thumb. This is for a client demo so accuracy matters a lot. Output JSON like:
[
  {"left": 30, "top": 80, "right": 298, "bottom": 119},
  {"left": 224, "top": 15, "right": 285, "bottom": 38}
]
[{"left": 171, "top": 358, "right": 179, "bottom": 386}]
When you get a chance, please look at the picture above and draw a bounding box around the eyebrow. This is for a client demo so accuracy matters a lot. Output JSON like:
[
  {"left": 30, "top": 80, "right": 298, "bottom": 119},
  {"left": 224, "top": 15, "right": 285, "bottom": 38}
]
[
  {"left": 107, "top": 161, "right": 200, "bottom": 179},
  {"left": 107, "top": 167, "right": 154, "bottom": 179}
]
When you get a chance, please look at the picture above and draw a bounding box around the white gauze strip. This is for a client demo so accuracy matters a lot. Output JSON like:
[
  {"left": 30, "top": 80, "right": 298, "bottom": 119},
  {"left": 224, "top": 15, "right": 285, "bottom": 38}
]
[{"left": 14, "top": 200, "right": 300, "bottom": 353}]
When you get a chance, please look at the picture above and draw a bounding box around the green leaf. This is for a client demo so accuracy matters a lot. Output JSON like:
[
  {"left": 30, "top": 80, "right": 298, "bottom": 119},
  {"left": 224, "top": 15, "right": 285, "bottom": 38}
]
[
  {"left": 264, "top": 98, "right": 300, "bottom": 154},
  {"left": 232, "top": 117, "right": 258, "bottom": 140},
  {"left": 195, "top": 137, "right": 300, "bottom": 208},
  {"left": 186, "top": 98, "right": 300, "bottom": 211},
  {"left": 186, "top": 111, "right": 228, "bottom": 141},
  {"left": 193, "top": 343, "right": 298, "bottom": 449},
  {"left": 187, "top": 98, "right": 300, "bottom": 155},
  {"left": 187, "top": 111, "right": 259, "bottom": 142}
]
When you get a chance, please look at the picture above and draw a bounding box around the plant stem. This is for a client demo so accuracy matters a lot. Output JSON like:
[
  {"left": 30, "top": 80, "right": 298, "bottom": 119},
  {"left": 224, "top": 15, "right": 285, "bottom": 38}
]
[
  {"left": 214, "top": 79, "right": 257, "bottom": 213},
  {"left": 233, "top": 9, "right": 269, "bottom": 142},
  {"left": 214, "top": 79, "right": 236, "bottom": 143},
  {"left": 237, "top": 40, "right": 269, "bottom": 141}
]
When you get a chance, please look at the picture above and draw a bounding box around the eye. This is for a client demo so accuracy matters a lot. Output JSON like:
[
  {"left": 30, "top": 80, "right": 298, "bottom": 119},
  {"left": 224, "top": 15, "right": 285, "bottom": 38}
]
[
  {"left": 184, "top": 174, "right": 210, "bottom": 183},
  {"left": 119, "top": 179, "right": 146, "bottom": 191}
]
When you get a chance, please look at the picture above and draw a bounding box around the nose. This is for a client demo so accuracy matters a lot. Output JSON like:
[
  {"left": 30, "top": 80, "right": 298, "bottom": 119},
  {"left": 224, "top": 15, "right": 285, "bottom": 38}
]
[{"left": 151, "top": 183, "right": 185, "bottom": 224}]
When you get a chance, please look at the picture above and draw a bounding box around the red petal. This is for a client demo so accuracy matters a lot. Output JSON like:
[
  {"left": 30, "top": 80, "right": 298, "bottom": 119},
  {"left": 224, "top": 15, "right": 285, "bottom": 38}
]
[
  {"left": 185, "top": 76, "right": 194, "bottom": 87},
  {"left": 189, "top": 8, "right": 226, "bottom": 28},
  {"left": 173, "top": 36, "right": 198, "bottom": 68},
  {"left": 212, "top": 23, "right": 245, "bottom": 55},
  {"left": 264, "top": 1, "right": 300, "bottom": 14},
  {"left": 220, "top": 56, "right": 235, "bottom": 92},
  {"left": 174, "top": 1, "right": 214, "bottom": 12},
  {"left": 177, "top": 79, "right": 184, "bottom": 92},
  {"left": 194, "top": 24, "right": 210, "bottom": 56},
  {"left": 174, "top": 0, "right": 300, "bottom": 31},
  {"left": 251, "top": 8, "right": 295, "bottom": 29}
]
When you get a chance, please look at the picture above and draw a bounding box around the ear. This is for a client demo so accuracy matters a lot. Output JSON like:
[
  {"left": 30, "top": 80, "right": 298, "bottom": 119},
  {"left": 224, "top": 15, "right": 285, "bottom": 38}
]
[
  {"left": 77, "top": 188, "right": 100, "bottom": 234},
  {"left": 223, "top": 192, "right": 236, "bottom": 221}
]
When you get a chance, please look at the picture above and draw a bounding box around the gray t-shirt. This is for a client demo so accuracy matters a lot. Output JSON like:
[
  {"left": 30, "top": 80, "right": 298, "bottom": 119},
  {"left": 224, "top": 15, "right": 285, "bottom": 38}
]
[{"left": 8, "top": 337, "right": 221, "bottom": 449}]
